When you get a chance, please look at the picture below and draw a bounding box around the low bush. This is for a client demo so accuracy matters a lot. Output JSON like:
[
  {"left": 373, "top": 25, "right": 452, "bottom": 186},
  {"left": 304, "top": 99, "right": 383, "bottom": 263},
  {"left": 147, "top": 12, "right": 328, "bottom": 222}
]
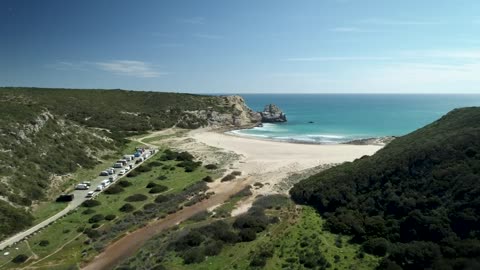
[
  {"left": 136, "top": 164, "right": 152, "bottom": 173},
  {"left": 148, "top": 161, "right": 163, "bottom": 168},
  {"left": 88, "top": 214, "right": 105, "bottom": 223},
  {"left": 12, "top": 254, "right": 29, "bottom": 264},
  {"left": 204, "top": 240, "right": 223, "bottom": 256},
  {"left": 231, "top": 171, "right": 242, "bottom": 176},
  {"left": 362, "top": 238, "right": 389, "bottom": 256},
  {"left": 202, "top": 176, "right": 213, "bottom": 182},
  {"left": 84, "top": 228, "right": 101, "bottom": 239},
  {"left": 118, "top": 180, "right": 132, "bottom": 187},
  {"left": 105, "top": 214, "right": 116, "bottom": 221},
  {"left": 104, "top": 185, "right": 124, "bottom": 194},
  {"left": 125, "top": 194, "right": 148, "bottom": 202},
  {"left": 239, "top": 228, "right": 257, "bottom": 242},
  {"left": 82, "top": 200, "right": 101, "bottom": 208},
  {"left": 119, "top": 203, "right": 135, "bottom": 212},
  {"left": 143, "top": 203, "right": 157, "bottom": 211},
  {"left": 149, "top": 185, "right": 168, "bottom": 194},
  {"left": 204, "top": 164, "right": 218, "bottom": 170},
  {"left": 146, "top": 182, "right": 158, "bottom": 188},
  {"left": 221, "top": 174, "right": 236, "bottom": 182},
  {"left": 91, "top": 223, "right": 100, "bottom": 229},
  {"left": 253, "top": 182, "right": 264, "bottom": 188},
  {"left": 252, "top": 194, "right": 290, "bottom": 210},
  {"left": 182, "top": 247, "right": 205, "bottom": 264},
  {"left": 126, "top": 170, "right": 139, "bottom": 177},
  {"left": 154, "top": 195, "right": 169, "bottom": 203},
  {"left": 157, "top": 175, "right": 167, "bottom": 180},
  {"left": 187, "top": 210, "right": 210, "bottom": 222},
  {"left": 38, "top": 240, "right": 49, "bottom": 247}
]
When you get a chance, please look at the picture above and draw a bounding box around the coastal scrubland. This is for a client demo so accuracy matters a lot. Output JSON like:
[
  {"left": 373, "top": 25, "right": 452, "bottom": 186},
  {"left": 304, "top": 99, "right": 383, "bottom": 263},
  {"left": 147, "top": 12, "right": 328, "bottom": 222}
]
[
  {"left": 0, "top": 148, "right": 212, "bottom": 269},
  {"left": 291, "top": 107, "right": 480, "bottom": 269},
  {"left": 0, "top": 87, "right": 237, "bottom": 240}
]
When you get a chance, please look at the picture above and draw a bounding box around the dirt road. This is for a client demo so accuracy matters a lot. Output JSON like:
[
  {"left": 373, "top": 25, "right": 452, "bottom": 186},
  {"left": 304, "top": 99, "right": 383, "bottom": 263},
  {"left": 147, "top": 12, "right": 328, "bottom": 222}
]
[{"left": 82, "top": 177, "right": 252, "bottom": 270}]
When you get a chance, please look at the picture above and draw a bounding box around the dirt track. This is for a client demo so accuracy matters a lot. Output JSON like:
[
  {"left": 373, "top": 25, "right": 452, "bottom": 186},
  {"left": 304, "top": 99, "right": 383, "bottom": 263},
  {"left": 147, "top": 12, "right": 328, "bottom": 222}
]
[{"left": 82, "top": 177, "right": 252, "bottom": 270}]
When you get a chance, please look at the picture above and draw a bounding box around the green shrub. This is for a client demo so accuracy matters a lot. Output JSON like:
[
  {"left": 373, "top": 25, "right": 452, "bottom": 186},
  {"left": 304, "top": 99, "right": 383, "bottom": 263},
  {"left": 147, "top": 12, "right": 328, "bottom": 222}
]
[
  {"left": 82, "top": 200, "right": 101, "bottom": 208},
  {"left": 231, "top": 171, "right": 242, "bottom": 176},
  {"left": 155, "top": 195, "right": 169, "bottom": 203},
  {"left": 188, "top": 210, "right": 210, "bottom": 222},
  {"left": 239, "top": 228, "right": 257, "bottom": 242},
  {"left": 125, "top": 194, "right": 148, "bottom": 202},
  {"left": 182, "top": 247, "right": 205, "bottom": 264},
  {"left": 118, "top": 180, "right": 132, "bottom": 187},
  {"left": 221, "top": 174, "right": 236, "bottom": 182},
  {"left": 157, "top": 175, "right": 167, "bottom": 180},
  {"left": 204, "top": 164, "right": 218, "bottom": 170},
  {"left": 88, "top": 214, "right": 105, "bottom": 223},
  {"left": 105, "top": 214, "right": 116, "bottom": 221},
  {"left": 202, "top": 176, "right": 213, "bottom": 182},
  {"left": 12, "top": 254, "right": 29, "bottom": 264},
  {"left": 38, "top": 240, "right": 49, "bottom": 247},
  {"left": 149, "top": 185, "right": 168, "bottom": 194},
  {"left": 91, "top": 223, "right": 100, "bottom": 229},
  {"left": 362, "top": 238, "right": 389, "bottom": 256},
  {"left": 119, "top": 203, "right": 135, "bottom": 212},
  {"left": 126, "top": 170, "right": 139, "bottom": 177},
  {"left": 146, "top": 182, "right": 158, "bottom": 188},
  {"left": 104, "top": 185, "right": 124, "bottom": 194}
]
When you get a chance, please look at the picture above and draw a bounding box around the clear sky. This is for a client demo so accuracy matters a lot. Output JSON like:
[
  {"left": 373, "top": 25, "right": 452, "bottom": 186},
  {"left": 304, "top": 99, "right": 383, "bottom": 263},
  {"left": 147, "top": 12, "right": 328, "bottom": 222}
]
[{"left": 2, "top": 0, "right": 480, "bottom": 93}]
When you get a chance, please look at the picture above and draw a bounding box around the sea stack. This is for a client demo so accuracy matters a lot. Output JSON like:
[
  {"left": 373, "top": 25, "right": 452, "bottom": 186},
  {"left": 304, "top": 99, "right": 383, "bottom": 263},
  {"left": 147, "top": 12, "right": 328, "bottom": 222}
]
[{"left": 259, "top": 104, "right": 287, "bottom": 123}]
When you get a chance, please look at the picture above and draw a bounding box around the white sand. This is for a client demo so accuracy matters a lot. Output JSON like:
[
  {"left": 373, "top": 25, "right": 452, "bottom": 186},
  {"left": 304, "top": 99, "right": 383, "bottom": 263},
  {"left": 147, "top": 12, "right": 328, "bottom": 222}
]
[{"left": 186, "top": 129, "right": 384, "bottom": 215}]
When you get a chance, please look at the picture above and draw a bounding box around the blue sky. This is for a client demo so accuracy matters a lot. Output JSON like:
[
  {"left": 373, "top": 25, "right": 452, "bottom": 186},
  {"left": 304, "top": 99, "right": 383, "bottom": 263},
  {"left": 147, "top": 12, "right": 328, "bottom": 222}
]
[{"left": 2, "top": 0, "right": 480, "bottom": 93}]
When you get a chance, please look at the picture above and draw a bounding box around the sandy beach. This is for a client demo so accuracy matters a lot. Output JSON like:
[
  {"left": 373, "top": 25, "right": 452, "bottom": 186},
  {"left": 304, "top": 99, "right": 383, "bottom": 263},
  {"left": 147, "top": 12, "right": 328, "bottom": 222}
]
[{"left": 181, "top": 129, "right": 384, "bottom": 215}]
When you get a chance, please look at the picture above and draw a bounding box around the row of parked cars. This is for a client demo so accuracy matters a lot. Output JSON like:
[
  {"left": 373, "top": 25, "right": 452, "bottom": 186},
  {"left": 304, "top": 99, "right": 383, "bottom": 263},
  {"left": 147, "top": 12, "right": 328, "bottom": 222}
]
[{"left": 73, "top": 147, "right": 155, "bottom": 198}]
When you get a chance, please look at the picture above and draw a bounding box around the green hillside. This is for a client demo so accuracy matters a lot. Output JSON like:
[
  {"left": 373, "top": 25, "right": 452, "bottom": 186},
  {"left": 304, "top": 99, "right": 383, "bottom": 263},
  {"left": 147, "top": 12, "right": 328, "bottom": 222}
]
[
  {"left": 0, "top": 87, "right": 235, "bottom": 240},
  {"left": 290, "top": 107, "right": 480, "bottom": 269}
]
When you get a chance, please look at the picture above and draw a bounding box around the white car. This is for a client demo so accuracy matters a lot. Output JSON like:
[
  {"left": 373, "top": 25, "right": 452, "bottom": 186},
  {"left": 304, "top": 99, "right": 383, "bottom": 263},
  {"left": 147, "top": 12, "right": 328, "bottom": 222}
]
[
  {"left": 118, "top": 169, "right": 126, "bottom": 175},
  {"left": 86, "top": 191, "right": 94, "bottom": 198},
  {"left": 95, "top": 185, "right": 103, "bottom": 191}
]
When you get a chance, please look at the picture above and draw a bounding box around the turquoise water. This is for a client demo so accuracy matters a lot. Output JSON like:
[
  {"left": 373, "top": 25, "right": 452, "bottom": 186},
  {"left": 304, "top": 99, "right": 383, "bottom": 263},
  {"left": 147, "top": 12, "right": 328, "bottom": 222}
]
[{"left": 230, "top": 94, "right": 480, "bottom": 144}]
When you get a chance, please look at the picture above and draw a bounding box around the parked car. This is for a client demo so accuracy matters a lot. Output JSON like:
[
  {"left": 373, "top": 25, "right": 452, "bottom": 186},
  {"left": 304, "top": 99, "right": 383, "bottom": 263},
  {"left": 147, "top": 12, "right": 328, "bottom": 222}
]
[
  {"left": 75, "top": 184, "right": 89, "bottom": 190},
  {"left": 109, "top": 175, "right": 116, "bottom": 181},
  {"left": 86, "top": 191, "right": 94, "bottom": 198},
  {"left": 113, "top": 163, "right": 123, "bottom": 168},
  {"left": 99, "top": 171, "right": 109, "bottom": 176},
  {"left": 101, "top": 179, "right": 110, "bottom": 187},
  {"left": 95, "top": 185, "right": 103, "bottom": 191},
  {"left": 82, "top": 181, "right": 91, "bottom": 187},
  {"left": 118, "top": 169, "right": 126, "bottom": 176}
]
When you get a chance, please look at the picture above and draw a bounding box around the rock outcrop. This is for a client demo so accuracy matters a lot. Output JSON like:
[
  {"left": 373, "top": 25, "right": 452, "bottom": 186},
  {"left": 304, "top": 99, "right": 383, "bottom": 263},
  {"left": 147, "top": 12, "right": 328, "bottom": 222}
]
[{"left": 260, "top": 104, "right": 287, "bottom": 123}]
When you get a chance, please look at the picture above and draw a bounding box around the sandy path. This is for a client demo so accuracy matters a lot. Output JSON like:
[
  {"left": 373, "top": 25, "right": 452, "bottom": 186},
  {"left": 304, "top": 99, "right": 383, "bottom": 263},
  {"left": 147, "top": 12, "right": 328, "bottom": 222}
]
[{"left": 82, "top": 177, "right": 252, "bottom": 270}]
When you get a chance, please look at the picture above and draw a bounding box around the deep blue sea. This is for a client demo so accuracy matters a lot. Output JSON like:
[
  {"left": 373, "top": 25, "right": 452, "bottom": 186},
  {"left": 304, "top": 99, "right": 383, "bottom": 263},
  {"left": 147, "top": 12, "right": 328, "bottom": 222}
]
[{"left": 229, "top": 94, "right": 480, "bottom": 144}]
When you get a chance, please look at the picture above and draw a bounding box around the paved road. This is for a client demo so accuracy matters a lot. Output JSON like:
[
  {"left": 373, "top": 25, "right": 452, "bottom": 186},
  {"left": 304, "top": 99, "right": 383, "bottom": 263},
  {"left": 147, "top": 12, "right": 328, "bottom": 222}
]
[{"left": 0, "top": 148, "right": 158, "bottom": 251}]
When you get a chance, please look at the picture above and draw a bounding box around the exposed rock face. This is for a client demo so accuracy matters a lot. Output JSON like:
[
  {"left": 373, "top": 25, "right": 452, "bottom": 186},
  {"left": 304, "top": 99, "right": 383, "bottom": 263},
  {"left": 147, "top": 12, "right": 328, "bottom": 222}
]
[
  {"left": 260, "top": 104, "right": 287, "bottom": 123},
  {"left": 184, "top": 95, "right": 262, "bottom": 128}
]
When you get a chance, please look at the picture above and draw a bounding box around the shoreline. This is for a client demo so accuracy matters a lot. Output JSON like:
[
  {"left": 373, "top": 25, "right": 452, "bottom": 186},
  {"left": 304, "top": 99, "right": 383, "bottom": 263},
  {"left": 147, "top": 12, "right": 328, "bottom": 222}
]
[{"left": 218, "top": 125, "right": 396, "bottom": 146}]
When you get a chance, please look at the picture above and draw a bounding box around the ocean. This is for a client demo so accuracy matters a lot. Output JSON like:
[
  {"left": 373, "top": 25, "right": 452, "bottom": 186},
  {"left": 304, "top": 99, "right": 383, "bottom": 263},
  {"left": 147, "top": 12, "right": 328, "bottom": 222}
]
[{"left": 229, "top": 94, "right": 480, "bottom": 144}]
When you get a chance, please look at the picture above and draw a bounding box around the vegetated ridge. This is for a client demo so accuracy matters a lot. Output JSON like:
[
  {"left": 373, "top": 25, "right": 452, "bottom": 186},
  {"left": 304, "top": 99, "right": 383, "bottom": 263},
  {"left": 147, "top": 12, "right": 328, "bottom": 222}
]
[
  {"left": 0, "top": 87, "right": 258, "bottom": 240},
  {"left": 291, "top": 107, "right": 480, "bottom": 269}
]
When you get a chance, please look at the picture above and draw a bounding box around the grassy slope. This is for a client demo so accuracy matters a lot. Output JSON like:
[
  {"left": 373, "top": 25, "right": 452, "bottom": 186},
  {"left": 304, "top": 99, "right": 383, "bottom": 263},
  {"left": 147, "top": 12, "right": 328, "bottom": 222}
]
[
  {"left": 125, "top": 204, "right": 378, "bottom": 270},
  {"left": 0, "top": 87, "right": 232, "bottom": 240},
  {"left": 0, "top": 149, "right": 209, "bottom": 269}
]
